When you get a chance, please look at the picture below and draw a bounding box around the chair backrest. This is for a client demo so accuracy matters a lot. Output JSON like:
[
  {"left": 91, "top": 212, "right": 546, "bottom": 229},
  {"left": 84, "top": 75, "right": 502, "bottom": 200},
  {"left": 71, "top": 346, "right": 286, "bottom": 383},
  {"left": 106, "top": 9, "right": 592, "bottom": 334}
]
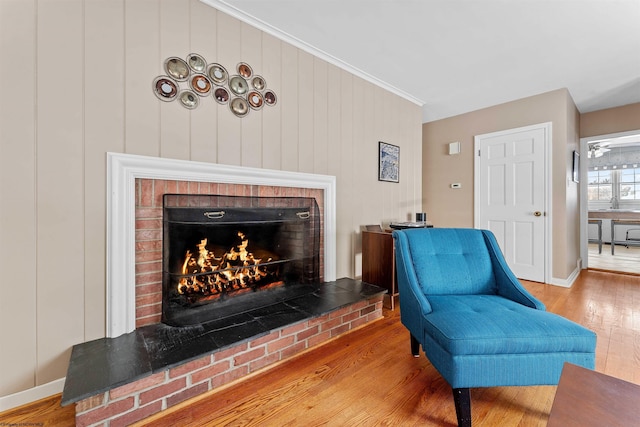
[{"left": 396, "top": 228, "right": 498, "bottom": 295}]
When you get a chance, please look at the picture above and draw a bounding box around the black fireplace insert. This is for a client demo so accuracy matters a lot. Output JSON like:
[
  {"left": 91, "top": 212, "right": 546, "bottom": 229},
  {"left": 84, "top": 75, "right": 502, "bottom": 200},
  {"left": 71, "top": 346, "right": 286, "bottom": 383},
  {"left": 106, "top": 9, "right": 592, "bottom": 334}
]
[{"left": 162, "top": 194, "right": 321, "bottom": 326}]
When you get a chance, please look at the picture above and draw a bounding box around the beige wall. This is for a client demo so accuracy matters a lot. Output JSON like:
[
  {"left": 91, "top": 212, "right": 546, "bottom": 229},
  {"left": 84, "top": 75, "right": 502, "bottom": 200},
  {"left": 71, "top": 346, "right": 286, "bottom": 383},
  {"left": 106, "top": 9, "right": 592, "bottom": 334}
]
[
  {"left": 422, "top": 88, "right": 580, "bottom": 282},
  {"left": 0, "top": 0, "right": 422, "bottom": 400},
  {"left": 580, "top": 102, "right": 640, "bottom": 138}
]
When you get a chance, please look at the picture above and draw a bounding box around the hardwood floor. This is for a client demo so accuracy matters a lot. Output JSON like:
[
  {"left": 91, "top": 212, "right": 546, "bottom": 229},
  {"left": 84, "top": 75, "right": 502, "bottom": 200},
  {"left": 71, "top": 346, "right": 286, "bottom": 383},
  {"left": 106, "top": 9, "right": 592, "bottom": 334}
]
[
  {"left": 588, "top": 242, "right": 640, "bottom": 274},
  {"left": 1, "top": 270, "right": 639, "bottom": 426}
]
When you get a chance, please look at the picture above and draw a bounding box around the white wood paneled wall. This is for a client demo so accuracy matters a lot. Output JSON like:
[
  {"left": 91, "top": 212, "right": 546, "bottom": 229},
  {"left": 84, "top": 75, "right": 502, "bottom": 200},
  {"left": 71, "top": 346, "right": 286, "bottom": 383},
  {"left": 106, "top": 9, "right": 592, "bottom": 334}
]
[{"left": 0, "top": 0, "right": 422, "bottom": 404}]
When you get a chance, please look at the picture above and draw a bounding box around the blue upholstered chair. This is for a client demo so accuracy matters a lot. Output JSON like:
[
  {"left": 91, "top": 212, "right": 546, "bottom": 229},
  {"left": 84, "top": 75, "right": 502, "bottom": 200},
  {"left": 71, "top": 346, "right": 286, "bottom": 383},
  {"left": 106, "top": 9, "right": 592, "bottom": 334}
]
[{"left": 392, "top": 228, "right": 596, "bottom": 427}]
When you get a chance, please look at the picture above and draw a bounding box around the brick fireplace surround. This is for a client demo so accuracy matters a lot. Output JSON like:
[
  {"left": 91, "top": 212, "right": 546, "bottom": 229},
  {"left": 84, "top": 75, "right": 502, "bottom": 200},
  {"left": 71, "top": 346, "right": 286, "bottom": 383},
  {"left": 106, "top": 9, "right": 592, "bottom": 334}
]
[
  {"left": 134, "top": 177, "right": 326, "bottom": 328},
  {"left": 61, "top": 154, "right": 385, "bottom": 426}
]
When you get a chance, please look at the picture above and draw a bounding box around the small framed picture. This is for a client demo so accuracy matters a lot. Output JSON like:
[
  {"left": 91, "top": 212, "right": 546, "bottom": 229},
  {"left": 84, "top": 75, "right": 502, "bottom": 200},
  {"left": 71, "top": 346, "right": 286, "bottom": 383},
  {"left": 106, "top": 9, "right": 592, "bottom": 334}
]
[
  {"left": 572, "top": 151, "right": 580, "bottom": 183},
  {"left": 378, "top": 141, "right": 399, "bottom": 183}
]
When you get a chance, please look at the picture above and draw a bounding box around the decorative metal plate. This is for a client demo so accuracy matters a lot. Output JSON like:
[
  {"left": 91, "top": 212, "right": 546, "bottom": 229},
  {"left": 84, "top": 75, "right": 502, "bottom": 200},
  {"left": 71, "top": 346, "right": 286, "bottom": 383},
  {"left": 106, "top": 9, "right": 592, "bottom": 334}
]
[
  {"left": 251, "top": 75, "right": 266, "bottom": 91},
  {"left": 229, "top": 75, "right": 249, "bottom": 96},
  {"left": 263, "top": 90, "right": 277, "bottom": 106},
  {"left": 189, "top": 74, "right": 212, "bottom": 96},
  {"left": 229, "top": 97, "right": 249, "bottom": 117},
  {"left": 179, "top": 90, "right": 199, "bottom": 109},
  {"left": 152, "top": 76, "right": 178, "bottom": 101},
  {"left": 213, "top": 87, "right": 230, "bottom": 104},
  {"left": 186, "top": 53, "right": 207, "bottom": 73},
  {"left": 247, "top": 91, "right": 264, "bottom": 110},
  {"left": 237, "top": 62, "right": 253, "bottom": 79},
  {"left": 207, "top": 63, "right": 228, "bottom": 85},
  {"left": 164, "top": 57, "right": 190, "bottom": 81}
]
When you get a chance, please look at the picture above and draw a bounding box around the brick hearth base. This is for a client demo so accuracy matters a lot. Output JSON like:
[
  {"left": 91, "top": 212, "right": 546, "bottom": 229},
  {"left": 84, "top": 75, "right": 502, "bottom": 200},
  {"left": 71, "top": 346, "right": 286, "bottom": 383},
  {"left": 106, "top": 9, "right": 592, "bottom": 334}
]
[{"left": 73, "top": 296, "right": 383, "bottom": 427}]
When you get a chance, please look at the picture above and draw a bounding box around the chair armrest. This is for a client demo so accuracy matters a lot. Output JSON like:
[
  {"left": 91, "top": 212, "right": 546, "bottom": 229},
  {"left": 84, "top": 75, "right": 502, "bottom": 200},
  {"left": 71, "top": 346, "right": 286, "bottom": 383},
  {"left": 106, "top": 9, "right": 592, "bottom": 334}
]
[
  {"left": 393, "top": 231, "right": 433, "bottom": 329},
  {"left": 481, "top": 230, "right": 546, "bottom": 310}
]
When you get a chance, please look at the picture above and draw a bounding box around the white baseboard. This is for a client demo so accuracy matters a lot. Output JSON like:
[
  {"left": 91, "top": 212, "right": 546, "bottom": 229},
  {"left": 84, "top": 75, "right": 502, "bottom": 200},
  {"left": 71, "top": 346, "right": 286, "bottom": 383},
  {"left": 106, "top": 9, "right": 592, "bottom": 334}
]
[
  {"left": 0, "top": 378, "right": 65, "bottom": 412},
  {"left": 549, "top": 263, "right": 581, "bottom": 288}
]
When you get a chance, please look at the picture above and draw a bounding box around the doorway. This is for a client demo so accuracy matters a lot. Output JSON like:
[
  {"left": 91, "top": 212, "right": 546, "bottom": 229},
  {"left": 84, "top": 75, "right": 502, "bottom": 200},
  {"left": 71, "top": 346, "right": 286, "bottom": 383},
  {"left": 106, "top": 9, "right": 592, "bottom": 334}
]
[
  {"left": 474, "top": 122, "right": 551, "bottom": 282},
  {"left": 580, "top": 130, "right": 640, "bottom": 274}
]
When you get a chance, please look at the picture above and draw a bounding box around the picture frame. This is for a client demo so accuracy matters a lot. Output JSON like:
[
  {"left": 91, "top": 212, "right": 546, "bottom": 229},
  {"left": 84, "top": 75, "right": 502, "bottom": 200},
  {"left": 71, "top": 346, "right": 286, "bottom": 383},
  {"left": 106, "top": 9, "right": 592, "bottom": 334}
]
[
  {"left": 378, "top": 141, "right": 400, "bottom": 183},
  {"left": 572, "top": 150, "right": 580, "bottom": 183}
]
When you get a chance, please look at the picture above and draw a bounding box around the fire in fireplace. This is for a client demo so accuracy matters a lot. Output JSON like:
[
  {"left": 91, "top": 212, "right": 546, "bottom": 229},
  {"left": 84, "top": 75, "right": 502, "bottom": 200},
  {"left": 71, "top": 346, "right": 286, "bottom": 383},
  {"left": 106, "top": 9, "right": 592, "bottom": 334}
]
[
  {"left": 176, "top": 231, "right": 280, "bottom": 301},
  {"left": 162, "top": 194, "right": 321, "bottom": 326}
]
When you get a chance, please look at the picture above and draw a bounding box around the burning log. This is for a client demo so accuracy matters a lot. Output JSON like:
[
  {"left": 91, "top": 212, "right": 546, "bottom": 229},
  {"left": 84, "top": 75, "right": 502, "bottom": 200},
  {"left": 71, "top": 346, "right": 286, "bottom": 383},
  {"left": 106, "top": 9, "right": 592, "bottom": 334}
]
[{"left": 177, "top": 232, "right": 279, "bottom": 299}]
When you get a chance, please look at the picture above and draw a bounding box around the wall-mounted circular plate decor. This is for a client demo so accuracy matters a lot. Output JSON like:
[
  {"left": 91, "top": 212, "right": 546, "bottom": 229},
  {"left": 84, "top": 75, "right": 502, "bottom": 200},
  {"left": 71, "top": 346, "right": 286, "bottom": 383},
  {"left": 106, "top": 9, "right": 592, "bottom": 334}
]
[
  {"left": 189, "top": 74, "right": 212, "bottom": 96},
  {"left": 251, "top": 75, "right": 266, "bottom": 91},
  {"left": 228, "top": 75, "right": 249, "bottom": 96},
  {"left": 153, "top": 76, "right": 178, "bottom": 101},
  {"left": 237, "top": 62, "right": 253, "bottom": 79},
  {"left": 186, "top": 53, "right": 207, "bottom": 73},
  {"left": 207, "top": 63, "right": 228, "bottom": 85},
  {"left": 247, "top": 91, "right": 264, "bottom": 110},
  {"left": 165, "top": 57, "right": 190, "bottom": 81},
  {"left": 179, "top": 90, "right": 199, "bottom": 109},
  {"left": 264, "top": 90, "right": 277, "bottom": 106},
  {"left": 229, "top": 97, "right": 249, "bottom": 117},
  {"left": 213, "top": 87, "right": 230, "bottom": 104},
  {"left": 153, "top": 54, "right": 278, "bottom": 116}
]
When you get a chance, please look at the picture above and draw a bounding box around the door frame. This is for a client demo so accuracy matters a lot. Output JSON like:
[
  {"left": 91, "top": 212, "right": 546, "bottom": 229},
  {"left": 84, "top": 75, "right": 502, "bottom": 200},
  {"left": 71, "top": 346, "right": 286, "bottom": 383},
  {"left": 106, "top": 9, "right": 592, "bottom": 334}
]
[
  {"left": 579, "top": 129, "right": 640, "bottom": 269},
  {"left": 473, "top": 122, "right": 552, "bottom": 284}
]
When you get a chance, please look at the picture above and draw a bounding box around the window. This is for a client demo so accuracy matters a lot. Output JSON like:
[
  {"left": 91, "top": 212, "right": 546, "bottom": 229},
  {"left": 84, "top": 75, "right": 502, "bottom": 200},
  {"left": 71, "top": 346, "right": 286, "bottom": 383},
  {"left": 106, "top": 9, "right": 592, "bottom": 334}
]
[
  {"left": 588, "top": 170, "right": 612, "bottom": 201},
  {"left": 588, "top": 167, "right": 640, "bottom": 202},
  {"left": 620, "top": 167, "right": 640, "bottom": 200}
]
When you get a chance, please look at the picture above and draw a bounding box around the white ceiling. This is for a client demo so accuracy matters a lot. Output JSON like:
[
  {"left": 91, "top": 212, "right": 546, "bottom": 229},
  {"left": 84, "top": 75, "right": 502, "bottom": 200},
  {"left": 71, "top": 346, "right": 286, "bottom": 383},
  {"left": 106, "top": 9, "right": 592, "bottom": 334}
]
[{"left": 204, "top": 0, "right": 640, "bottom": 123}]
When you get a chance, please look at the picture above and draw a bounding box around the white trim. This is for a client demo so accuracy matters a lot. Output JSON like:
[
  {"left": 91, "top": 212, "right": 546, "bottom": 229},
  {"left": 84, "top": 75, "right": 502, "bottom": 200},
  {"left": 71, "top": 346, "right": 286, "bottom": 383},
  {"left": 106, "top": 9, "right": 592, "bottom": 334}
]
[
  {"left": 107, "top": 153, "right": 337, "bottom": 338},
  {"left": 549, "top": 261, "right": 581, "bottom": 288},
  {"left": 0, "top": 378, "right": 65, "bottom": 412},
  {"left": 579, "top": 129, "right": 640, "bottom": 269},
  {"left": 473, "top": 122, "right": 552, "bottom": 284},
  {"left": 199, "top": 0, "right": 424, "bottom": 107}
]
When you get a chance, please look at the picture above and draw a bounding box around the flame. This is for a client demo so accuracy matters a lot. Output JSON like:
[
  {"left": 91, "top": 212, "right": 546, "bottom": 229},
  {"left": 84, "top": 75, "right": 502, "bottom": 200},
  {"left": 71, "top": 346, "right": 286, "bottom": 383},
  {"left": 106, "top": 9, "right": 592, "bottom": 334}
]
[{"left": 177, "top": 232, "right": 275, "bottom": 298}]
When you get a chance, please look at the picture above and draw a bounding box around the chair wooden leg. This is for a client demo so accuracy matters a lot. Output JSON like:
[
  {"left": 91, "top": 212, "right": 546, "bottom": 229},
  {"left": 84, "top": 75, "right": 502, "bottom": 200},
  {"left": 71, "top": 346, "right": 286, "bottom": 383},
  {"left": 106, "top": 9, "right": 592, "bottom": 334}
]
[
  {"left": 453, "top": 388, "right": 471, "bottom": 427},
  {"left": 410, "top": 334, "right": 420, "bottom": 357}
]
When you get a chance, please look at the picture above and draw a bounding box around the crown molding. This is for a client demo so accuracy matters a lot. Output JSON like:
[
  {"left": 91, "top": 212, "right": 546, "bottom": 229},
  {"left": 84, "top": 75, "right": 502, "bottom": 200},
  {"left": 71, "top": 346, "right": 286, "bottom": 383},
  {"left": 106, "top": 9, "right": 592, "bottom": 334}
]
[{"left": 200, "top": 0, "right": 424, "bottom": 107}]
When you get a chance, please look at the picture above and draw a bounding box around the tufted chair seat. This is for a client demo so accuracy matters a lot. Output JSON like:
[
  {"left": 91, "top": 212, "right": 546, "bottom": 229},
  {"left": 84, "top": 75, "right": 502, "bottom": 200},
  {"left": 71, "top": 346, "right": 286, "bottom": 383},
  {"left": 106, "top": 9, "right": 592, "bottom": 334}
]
[{"left": 392, "top": 228, "right": 596, "bottom": 426}]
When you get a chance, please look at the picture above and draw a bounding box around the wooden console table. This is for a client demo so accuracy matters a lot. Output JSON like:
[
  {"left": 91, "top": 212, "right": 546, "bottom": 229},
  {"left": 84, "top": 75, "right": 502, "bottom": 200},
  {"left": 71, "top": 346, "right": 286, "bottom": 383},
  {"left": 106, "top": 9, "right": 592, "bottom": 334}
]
[
  {"left": 547, "top": 363, "right": 640, "bottom": 426},
  {"left": 362, "top": 224, "right": 433, "bottom": 310},
  {"left": 362, "top": 230, "right": 397, "bottom": 309}
]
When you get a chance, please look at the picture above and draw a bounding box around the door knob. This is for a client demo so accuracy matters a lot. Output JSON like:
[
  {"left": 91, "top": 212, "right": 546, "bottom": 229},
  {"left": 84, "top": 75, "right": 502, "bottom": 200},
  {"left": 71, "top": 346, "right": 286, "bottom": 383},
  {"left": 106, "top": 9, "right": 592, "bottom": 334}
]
[{"left": 534, "top": 211, "right": 542, "bottom": 217}]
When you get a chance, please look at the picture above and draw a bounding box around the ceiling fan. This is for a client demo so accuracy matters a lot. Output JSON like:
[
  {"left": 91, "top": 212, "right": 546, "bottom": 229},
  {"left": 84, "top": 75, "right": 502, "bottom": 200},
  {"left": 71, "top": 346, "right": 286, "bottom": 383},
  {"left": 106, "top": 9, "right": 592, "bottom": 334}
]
[
  {"left": 588, "top": 144, "right": 610, "bottom": 158},
  {"left": 588, "top": 133, "right": 640, "bottom": 158}
]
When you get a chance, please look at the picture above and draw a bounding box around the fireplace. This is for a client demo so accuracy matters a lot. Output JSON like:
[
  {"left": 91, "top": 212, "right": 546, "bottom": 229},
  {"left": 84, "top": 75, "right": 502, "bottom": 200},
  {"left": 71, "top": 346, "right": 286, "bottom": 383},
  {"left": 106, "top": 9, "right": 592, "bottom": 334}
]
[
  {"left": 162, "top": 194, "right": 320, "bottom": 326},
  {"left": 61, "top": 154, "right": 385, "bottom": 426},
  {"left": 106, "top": 153, "right": 337, "bottom": 337}
]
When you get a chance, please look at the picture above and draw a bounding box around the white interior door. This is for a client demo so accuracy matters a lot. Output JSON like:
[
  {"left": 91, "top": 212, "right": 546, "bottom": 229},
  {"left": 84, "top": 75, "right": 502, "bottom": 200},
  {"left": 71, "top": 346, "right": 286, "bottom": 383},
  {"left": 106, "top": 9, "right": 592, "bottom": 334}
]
[{"left": 474, "top": 124, "right": 549, "bottom": 282}]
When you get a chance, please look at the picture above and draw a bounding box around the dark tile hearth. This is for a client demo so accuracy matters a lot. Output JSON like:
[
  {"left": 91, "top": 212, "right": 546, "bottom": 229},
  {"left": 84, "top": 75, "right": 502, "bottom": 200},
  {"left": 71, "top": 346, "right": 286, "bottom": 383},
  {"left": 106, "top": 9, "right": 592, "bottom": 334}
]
[{"left": 62, "top": 278, "right": 384, "bottom": 406}]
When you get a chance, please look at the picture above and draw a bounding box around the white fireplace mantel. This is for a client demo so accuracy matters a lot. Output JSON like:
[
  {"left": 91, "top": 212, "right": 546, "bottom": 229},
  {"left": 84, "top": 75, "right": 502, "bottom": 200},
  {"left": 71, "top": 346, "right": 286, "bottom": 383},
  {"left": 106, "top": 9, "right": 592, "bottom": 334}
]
[{"left": 107, "top": 152, "right": 337, "bottom": 338}]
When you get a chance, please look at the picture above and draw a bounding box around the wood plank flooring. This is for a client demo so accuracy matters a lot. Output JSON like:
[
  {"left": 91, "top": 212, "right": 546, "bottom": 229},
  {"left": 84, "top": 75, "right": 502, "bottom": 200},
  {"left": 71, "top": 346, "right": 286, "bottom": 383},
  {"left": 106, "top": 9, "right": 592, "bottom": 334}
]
[
  {"left": 588, "top": 242, "right": 640, "bottom": 274},
  {"left": 1, "top": 270, "right": 639, "bottom": 426}
]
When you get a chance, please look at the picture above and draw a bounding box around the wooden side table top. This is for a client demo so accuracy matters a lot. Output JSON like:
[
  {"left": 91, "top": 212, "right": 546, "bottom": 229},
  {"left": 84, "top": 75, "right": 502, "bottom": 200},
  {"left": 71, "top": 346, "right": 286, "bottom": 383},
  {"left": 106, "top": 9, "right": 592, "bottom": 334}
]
[{"left": 547, "top": 363, "right": 640, "bottom": 426}]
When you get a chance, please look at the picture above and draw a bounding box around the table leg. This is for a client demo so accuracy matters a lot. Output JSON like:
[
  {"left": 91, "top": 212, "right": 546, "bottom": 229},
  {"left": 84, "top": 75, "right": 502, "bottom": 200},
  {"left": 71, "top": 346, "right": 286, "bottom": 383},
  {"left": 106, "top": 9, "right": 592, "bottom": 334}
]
[{"left": 611, "top": 220, "right": 615, "bottom": 255}]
